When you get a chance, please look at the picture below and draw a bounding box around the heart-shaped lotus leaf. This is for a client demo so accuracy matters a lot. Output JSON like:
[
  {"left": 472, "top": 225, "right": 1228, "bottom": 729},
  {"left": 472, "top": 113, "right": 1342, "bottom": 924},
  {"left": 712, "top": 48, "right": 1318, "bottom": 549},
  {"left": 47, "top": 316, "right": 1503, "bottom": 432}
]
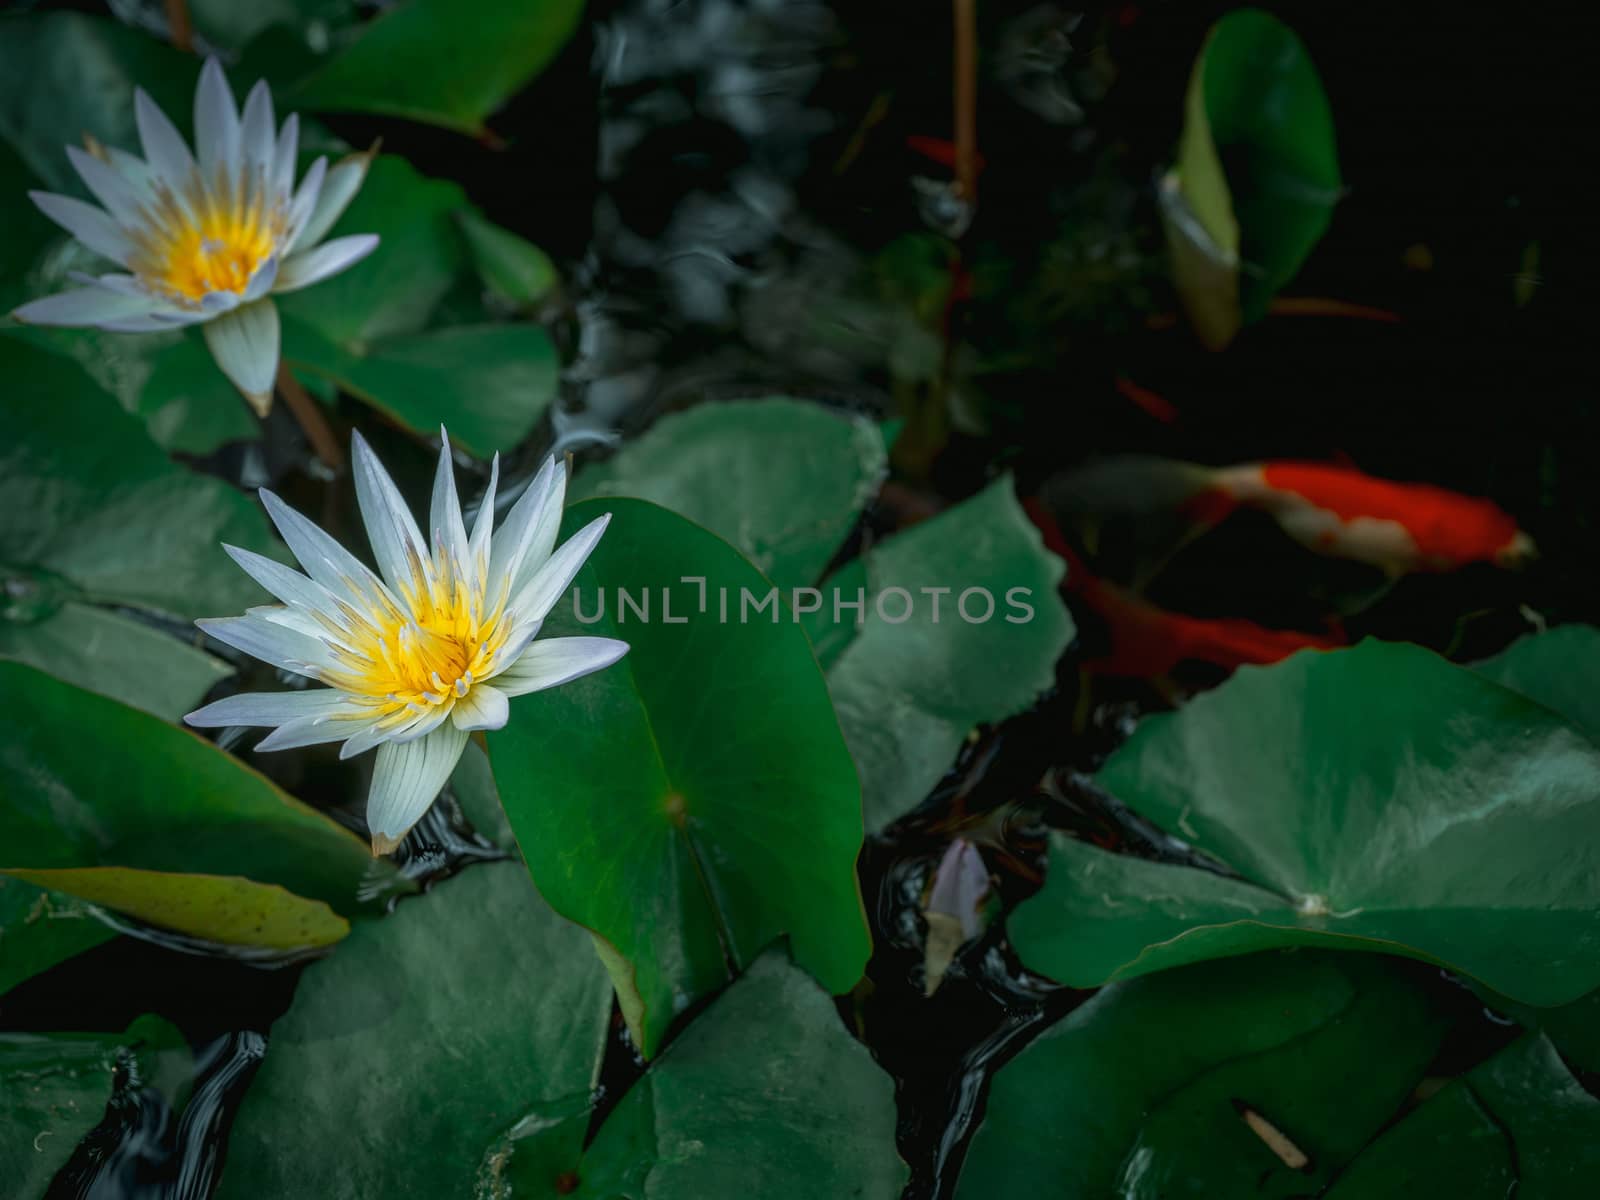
[
  {"left": 488, "top": 498, "right": 871, "bottom": 1057},
  {"left": 0, "top": 336, "right": 280, "bottom": 717},
  {"left": 1322, "top": 1034, "right": 1600, "bottom": 1198},
  {"left": 1, "top": 663, "right": 405, "bottom": 949},
  {"left": 495, "top": 946, "right": 909, "bottom": 1199},
  {"left": 284, "top": 0, "right": 585, "bottom": 135},
  {"left": 1473, "top": 624, "right": 1600, "bottom": 743},
  {"left": 956, "top": 950, "right": 1448, "bottom": 1197},
  {"left": 805, "top": 478, "right": 1073, "bottom": 831},
  {"left": 1009, "top": 640, "right": 1600, "bottom": 1006},
  {"left": 0, "top": 878, "right": 116, "bottom": 997},
  {"left": 215, "top": 863, "right": 611, "bottom": 1199},
  {"left": 1167, "top": 8, "right": 1341, "bottom": 345},
  {"left": 2, "top": 1016, "right": 187, "bottom": 1200},
  {"left": 572, "top": 398, "right": 887, "bottom": 593}
]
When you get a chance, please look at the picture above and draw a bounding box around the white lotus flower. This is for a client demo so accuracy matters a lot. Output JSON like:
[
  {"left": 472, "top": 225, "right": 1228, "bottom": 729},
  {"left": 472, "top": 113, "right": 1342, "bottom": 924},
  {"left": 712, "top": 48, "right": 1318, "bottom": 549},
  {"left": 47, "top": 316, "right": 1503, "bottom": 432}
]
[
  {"left": 10, "top": 58, "right": 378, "bottom": 415},
  {"left": 186, "top": 431, "right": 628, "bottom": 854}
]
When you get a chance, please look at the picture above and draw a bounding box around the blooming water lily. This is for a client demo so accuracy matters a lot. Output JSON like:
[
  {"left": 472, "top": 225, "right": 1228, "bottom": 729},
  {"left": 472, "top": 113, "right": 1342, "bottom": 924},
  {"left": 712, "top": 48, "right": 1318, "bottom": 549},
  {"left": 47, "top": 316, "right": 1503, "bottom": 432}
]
[
  {"left": 186, "top": 432, "right": 628, "bottom": 853},
  {"left": 11, "top": 58, "right": 378, "bottom": 414}
]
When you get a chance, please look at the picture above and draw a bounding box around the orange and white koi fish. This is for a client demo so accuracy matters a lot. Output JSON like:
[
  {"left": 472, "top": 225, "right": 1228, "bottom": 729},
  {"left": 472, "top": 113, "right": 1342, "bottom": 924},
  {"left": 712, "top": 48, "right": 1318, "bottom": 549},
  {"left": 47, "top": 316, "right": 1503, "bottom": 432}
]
[
  {"left": 1023, "top": 499, "right": 1342, "bottom": 678},
  {"left": 1207, "top": 462, "right": 1536, "bottom": 575}
]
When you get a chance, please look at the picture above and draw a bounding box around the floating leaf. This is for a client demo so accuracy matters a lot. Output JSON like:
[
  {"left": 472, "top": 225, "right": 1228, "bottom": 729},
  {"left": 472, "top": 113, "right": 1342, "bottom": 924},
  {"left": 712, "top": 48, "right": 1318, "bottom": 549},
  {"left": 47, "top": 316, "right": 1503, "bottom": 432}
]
[
  {"left": 496, "top": 948, "right": 909, "bottom": 1199},
  {"left": 489, "top": 498, "right": 870, "bottom": 1056},
  {"left": 956, "top": 951, "right": 1448, "bottom": 1198},
  {"left": 572, "top": 399, "right": 887, "bottom": 592},
  {"left": 215, "top": 863, "right": 612, "bottom": 1199},
  {"left": 457, "top": 209, "right": 560, "bottom": 309},
  {"left": 1, "top": 663, "right": 405, "bottom": 940},
  {"left": 1167, "top": 9, "right": 1340, "bottom": 345},
  {"left": 808, "top": 479, "right": 1072, "bottom": 830},
  {"left": 1009, "top": 641, "right": 1600, "bottom": 1005},
  {"left": 285, "top": 0, "right": 586, "bottom": 135},
  {"left": 1323, "top": 1034, "right": 1600, "bottom": 1198},
  {"left": 449, "top": 741, "right": 518, "bottom": 854},
  {"left": 1, "top": 1017, "right": 186, "bottom": 1200},
  {"left": 0, "top": 337, "right": 280, "bottom": 715},
  {"left": 1474, "top": 624, "right": 1600, "bottom": 743},
  {"left": 0, "top": 877, "right": 115, "bottom": 997}
]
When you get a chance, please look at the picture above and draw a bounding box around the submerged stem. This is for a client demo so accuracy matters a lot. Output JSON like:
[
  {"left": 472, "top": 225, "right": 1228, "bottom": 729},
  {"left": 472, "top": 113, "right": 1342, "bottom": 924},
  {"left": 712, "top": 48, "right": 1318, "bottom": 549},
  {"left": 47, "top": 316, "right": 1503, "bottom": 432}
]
[{"left": 276, "top": 362, "right": 345, "bottom": 471}]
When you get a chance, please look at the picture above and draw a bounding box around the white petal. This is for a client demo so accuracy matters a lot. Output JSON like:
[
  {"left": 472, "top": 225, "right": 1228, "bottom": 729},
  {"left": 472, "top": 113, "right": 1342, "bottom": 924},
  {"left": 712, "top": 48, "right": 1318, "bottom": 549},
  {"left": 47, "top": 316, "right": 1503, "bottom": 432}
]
[
  {"left": 242, "top": 255, "right": 281, "bottom": 302},
  {"left": 492, "top": 637, "right": 630, "bottom": 697},
  {"left": 489, "top": 457, "right": 565, "bottom": 599},
  {"left": 366, "top": 724, "right": 470, "bottom": 854},
  {"left": 65, "top": 146, "right": 145, "bottom": 222},
  {"left": 194, "top": 57, "right": 241, "bottom": 183},
  {"left": 272, "top": 113, "right": 300, "bottom": 198},
  {"left": 468, "top": 453, "right": 500, "bottom": 582},
  {"left": 255, "top": 709, "right": 383, "bottom": 752},
  {"left": 510, "top": 513, "right": 612, "bottom": 624},
  {"left": 134, "top": 87, "right": 197, "bottom": 184},
  {"left": 185, "top": 688, "right": 355, "bottom": 728},
  {"left": 99, "top": 311, "right": 209, "bottom": 333},
  {"left": 29, "top": 192, "right": 131, "bottom": 264},
  {"left": 428, "top": 431, "right": 472, "bottom": 578},
  {"left": 273, "top": 234, "right": 378, "bottom": 294},
  {"left": 203, "top": 296, "right": 280, "bottom": 406},
  {"left": 450, "top": 684, "right": 509, "bottom": 732},
  {"left": 388, "top": 701, "right": 456, "bottom": 744},
  {"left": 289, "top": 147, "right": 375, "bottom": 252},
  {"left": 12, "top": 285, "right": 162, "bottom": 328},
  {"left": 283, "top": 156, "right": 328, "bottom": 246},
  {"left": 258, "top": 490, "right": 395, "bottom": 608},
  {"left": 221, "top": 543, "right": 346, "bottom": 619},
  {"left": 351, "top": 431, "right": 429, "bottom": 596},
  {"left": 196, "top": 614, "right": 331, "bottom": 679},
  {"left": 238, "top": 79, "right": 276, "bottom": 189}
]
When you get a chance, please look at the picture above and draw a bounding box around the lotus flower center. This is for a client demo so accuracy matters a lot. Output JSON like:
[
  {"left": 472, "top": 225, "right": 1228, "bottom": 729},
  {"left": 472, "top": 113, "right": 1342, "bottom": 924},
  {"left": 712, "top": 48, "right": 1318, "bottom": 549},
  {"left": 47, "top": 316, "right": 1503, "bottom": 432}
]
[{"left": 133, "top": 182, "right": 285, "bottom": 304}]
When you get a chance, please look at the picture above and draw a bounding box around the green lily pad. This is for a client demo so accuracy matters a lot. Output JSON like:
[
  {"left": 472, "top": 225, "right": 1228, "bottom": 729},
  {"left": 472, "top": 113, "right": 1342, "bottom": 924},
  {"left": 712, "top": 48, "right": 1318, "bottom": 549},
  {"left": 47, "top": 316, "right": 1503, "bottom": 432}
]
[
  {"left": 807, "top": 478, "right": 1073, "bottom": 830},
  {"left": 0, "top": 11, "right": 198, "bottom": 196},
  {"left": 0, "top": 662, "right": 406, "bottom": 935},
  {"left": 449, "top": 740, "right": 518, "bottom": 854},
  {"left": 1, "top": 1017, "right": 188, "bottom": 1200},
  {"left": 457, "top": 209, "right": 560, "bottom": 309},
  {"left": 1323, "top": 1034, "right": 1600, "bottom": 1198},
  {"left": 488, "top": 498, "right": 870, "bottom": 1057},
  {"left": 0, "top": 877, "right": 115, "bottom": 997},
  {"left": 215, "top": 862, "right": 613, "bottom": 1199},
  {"left": 956, "top": 950, "right": 1448, "bottom": 1198},
  {"left": 1008, "top": 641, "right": 1600, "bottom": 1006},
  {"left": 1168, "top": 9, "right": 1340, "bottom": 343},
  {"left": 572, "top": 399, "right": 887, "bottom": 593},
  {"left": 1474, "top": 624, "right": 1600, "bottom": 743},
  {"left": 285, "top": 0, "right": 586, "bottom": 136},
  {"left": 496, "top": 947, "right": 909, "bottom": 1199},
  {"left": 0, "top": 336, "right": 279, "bottom": 716}
]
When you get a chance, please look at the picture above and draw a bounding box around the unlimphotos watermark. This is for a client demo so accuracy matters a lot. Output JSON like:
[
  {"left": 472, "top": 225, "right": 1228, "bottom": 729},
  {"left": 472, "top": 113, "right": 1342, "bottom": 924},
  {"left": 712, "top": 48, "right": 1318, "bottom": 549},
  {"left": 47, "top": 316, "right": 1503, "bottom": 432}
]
[{"left": 565, "top": 579, "right": 1039, "bottom": 625}]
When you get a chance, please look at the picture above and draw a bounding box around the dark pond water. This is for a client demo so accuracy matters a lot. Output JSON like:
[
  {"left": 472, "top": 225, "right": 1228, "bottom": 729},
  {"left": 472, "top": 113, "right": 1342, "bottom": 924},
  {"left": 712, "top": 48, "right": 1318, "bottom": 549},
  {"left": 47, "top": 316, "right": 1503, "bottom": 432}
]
[{"left": 7, "top": 0, "right": 1600, "bottom": 1197}]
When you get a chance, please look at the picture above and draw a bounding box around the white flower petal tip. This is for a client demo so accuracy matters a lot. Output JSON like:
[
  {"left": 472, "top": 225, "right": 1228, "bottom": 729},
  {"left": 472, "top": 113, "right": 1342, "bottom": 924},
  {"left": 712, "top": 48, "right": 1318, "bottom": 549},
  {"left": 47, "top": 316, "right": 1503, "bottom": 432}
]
[
  {"left": 204, "top": 297, "right": 281, "bottom": 402},
  {"left": 194, "top": 437, "right": 619, "bottom": 855},
  {"left": 369, "top": 831, "right": 405, "bottom": 858},
  {"left": 17, "top": 63, "right": 378, "bottom": 346}
]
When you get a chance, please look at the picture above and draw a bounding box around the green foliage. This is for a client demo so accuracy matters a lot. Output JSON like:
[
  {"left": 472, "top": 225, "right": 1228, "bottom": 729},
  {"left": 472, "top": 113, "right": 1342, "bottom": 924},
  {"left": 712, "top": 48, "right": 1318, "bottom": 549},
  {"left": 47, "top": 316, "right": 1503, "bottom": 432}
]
[
  {"left": 572, "top": 399, "right": 888, "bottom": 592},
  {"left": 0, "top": 878, "right": 116, "bottom": 997},
  {"left": 1168, "top": 9, "right": 1340, "bottom": 344},
  {"left": 489, "top": 498, "right": 871, "bottom": 1056},
  {"left": 0, "top": 337, "right": 275, "bottom": 716},
  {"left": 285, "top": 0, "right": 587, "bottom": 135},
  {"left": 457, "top": 209, "right": 561, "bottom": 309},
  {"left": 0, "top": 663, "right": 406, "bottom": 952},
  {"left": 215, "top": 863, "right": 612, "bottom": 1199},
  {"left": 1009, "top": 641, "right": 1600, "bottom": 1005},
  {"left": 958, "top": 952, "right": 1447, "bottom": 1197},
  {"left": 808, "top": 479, "right": 1073, "bottom": 830}
]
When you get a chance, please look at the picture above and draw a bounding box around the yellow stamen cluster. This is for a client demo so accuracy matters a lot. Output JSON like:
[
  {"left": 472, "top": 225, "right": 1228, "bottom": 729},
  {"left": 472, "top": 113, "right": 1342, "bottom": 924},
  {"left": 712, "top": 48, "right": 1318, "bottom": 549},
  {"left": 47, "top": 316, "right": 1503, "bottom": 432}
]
[
  {"left": 129, "top": 169, "right": 285, "bottom": 303},
  {"left": 317, "top": 545, "right": 515, "bottom": 724}
]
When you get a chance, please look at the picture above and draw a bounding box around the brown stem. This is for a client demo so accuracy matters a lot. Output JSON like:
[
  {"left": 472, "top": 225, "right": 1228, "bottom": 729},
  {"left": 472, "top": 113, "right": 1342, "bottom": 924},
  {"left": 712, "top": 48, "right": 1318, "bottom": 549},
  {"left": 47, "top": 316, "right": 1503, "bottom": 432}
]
[
  {"left": 276, "top": 362, "right": 344, "bottom": 471},
  {"left": 953, "top": 0, "right": 978, "bottom": 206},
  {"left": 165, "top": 0, "right": 193, "bottom": 52}
]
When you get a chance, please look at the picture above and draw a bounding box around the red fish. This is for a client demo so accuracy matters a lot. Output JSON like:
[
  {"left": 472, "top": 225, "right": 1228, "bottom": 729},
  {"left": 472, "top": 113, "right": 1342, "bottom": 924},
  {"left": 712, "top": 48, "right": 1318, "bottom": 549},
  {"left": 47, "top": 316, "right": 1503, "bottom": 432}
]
[
  {"left": 906, "top": 135, "right": 986, "bottom": 174},
  {"left": 1209, "top": 462, "right": 1536, "bottom": 574},
  {"left": 1023, "top": 498, "right": 1342, "bottom": 677}
]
